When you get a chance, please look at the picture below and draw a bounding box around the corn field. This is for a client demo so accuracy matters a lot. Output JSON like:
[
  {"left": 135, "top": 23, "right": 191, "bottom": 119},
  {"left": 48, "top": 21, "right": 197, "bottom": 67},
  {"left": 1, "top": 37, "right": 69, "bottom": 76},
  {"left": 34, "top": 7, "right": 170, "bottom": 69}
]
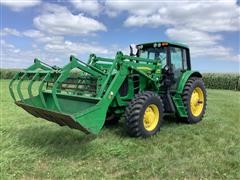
[{"left": 202, "top": 73, "right": 240, "bottom": 91}]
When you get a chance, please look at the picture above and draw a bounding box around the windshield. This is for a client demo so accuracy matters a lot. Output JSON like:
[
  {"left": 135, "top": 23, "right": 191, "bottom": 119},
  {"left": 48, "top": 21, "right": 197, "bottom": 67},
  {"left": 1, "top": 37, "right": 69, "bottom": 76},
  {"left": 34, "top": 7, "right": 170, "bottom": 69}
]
[{"left": 138, "top": 47, "right": 167, "bottom": 66}]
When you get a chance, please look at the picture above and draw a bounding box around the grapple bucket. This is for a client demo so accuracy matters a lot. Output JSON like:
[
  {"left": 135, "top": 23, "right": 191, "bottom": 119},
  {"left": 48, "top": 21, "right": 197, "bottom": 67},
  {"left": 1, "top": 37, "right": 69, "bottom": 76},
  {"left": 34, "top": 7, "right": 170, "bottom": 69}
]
[
  {"left": 14, "top": 96, "right": 107, "bottom": 134},
  {"left": 9, "top": 56, "right": 114, "bottom": 134}
]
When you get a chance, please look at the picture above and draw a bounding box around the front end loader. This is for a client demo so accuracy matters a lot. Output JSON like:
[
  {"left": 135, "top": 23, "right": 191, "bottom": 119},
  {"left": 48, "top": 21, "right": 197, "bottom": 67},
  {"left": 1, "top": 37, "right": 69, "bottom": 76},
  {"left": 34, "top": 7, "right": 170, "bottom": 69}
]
[{"left": 9, "top": 41, "right": 207, "bottom": 137}]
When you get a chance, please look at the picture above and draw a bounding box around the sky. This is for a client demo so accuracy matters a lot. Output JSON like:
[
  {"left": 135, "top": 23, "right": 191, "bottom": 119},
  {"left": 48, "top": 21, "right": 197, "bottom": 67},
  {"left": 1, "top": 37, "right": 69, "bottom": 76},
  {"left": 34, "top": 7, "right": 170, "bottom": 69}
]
[{"left": 0, "top": 0, "right": 239, "bottom": 72}]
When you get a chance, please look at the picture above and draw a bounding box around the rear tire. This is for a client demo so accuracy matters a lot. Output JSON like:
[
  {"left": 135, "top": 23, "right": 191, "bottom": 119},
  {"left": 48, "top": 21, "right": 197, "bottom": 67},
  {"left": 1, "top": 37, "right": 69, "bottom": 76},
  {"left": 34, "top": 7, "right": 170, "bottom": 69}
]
[
  {"left": 124, "top": 91, "right": 164, "bottom": 137},
  {"left": 181, "top": 77, "right": 207, "bottom": 123}
]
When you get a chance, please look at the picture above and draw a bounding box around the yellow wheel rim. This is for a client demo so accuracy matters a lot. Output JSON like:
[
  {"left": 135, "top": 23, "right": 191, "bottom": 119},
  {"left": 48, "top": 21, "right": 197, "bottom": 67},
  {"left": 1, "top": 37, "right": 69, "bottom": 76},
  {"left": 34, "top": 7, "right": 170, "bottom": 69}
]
[
  {"left": 190, "top": 87, "right": 204, "bottom": 117},
  {"left": 143, "top": 104, "right": 159, "bottom": 131}
]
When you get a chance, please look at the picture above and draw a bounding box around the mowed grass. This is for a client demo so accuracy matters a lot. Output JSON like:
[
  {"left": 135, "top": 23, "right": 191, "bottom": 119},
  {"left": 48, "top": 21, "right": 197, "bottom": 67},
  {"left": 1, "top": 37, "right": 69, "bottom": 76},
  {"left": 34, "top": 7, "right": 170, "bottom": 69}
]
[{"left": 1, "top": 80, "right": 239, "bottom": 179}]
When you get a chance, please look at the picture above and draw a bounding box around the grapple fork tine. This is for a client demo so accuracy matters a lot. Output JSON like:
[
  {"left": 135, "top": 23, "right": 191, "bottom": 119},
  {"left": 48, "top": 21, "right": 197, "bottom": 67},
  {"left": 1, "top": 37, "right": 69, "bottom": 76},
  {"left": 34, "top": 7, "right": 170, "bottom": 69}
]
[
  {"left": 16, "top": 72, "right": 28, "bottom": 102},
  {"left": 38, "top": 72, "right": 51, "bottom": 108},
  {"left": 27, "top": 72, "right": 40, "bottom": 105},
  {"left": 51, "top": 72, "right": 64, "bottom": 112},
  {"left": 9, "top": 72, "right": 20, "bottom": 101}
]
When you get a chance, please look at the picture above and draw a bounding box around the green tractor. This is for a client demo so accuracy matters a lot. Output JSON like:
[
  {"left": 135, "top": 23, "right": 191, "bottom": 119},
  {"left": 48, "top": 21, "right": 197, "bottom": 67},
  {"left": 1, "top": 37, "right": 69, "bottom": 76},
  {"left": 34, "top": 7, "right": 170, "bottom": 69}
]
[{"left": 9, "top": 41, "right": 207, "bottom": 137}]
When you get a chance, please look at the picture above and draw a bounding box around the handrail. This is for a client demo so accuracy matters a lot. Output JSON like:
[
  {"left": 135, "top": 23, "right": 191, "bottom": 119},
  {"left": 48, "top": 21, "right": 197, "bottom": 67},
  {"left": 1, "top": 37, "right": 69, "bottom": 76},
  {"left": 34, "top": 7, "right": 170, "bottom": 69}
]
[
  {"left": 95, "top": 57, "right": 114, "bottom": 63},
  {"left": 33, "top": 58, "right": 60, "bottom": 70},
  {"left": 70, "top": 55, "right": 105, "bottom": 75},
  {"left": 123, "top": 55, "right": 159, "bottom": 64},
  {"left": 97, "top": 52, "right": 122, "bottom": 97}
]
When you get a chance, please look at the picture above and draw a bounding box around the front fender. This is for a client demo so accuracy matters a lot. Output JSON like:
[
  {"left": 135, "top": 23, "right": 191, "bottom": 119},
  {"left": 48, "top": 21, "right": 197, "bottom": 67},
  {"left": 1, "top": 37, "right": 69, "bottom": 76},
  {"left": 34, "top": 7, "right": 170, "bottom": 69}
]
[{"left": 176, "top": 70, "right": 202, "bottom": 93}]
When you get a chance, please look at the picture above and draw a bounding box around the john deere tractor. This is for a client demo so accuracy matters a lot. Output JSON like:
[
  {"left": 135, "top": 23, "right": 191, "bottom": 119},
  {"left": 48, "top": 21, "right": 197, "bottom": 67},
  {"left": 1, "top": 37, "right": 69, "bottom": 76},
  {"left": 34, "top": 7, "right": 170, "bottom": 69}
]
[{"left": 9, "top": 41, "right": 207, "bottom": 137}]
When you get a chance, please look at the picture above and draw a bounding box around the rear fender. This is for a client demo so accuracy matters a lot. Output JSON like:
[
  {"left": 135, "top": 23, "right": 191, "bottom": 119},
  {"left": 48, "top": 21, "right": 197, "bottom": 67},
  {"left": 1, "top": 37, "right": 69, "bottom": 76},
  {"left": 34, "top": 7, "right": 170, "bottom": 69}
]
[{"left": 177, "top": 71, "right": 202, "bottom": 94}]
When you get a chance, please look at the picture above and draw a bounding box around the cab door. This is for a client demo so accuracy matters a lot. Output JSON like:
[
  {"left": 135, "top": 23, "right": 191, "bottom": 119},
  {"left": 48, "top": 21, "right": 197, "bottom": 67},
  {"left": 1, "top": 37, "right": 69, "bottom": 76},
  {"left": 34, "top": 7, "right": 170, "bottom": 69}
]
[{"left": 169, "top": 46, "right": 188, "bottom": 90}]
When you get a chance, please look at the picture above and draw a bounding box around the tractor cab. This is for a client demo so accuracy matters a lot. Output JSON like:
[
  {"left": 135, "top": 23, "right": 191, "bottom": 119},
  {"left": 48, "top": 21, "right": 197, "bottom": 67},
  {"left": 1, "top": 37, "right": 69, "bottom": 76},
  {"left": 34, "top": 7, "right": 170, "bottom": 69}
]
[{"left": 134, "top": 42, "right": 191, "bottom": 88}]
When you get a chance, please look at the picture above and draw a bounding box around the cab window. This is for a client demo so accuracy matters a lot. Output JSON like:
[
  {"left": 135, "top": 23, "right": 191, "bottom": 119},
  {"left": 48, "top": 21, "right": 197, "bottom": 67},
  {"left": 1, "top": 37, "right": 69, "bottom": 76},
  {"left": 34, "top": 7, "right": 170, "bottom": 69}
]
[
  {"left": 139, "top": 47, "right": 167, "bottom": 66},
  {"left": 170, "top": 47, "right": 183, "bottom": 70},
  {"left": 182, "top": 49, "right": 188, "bottom": 70},
  {"left": 170, "top": 47, "right": 184, "bottom": 83}
]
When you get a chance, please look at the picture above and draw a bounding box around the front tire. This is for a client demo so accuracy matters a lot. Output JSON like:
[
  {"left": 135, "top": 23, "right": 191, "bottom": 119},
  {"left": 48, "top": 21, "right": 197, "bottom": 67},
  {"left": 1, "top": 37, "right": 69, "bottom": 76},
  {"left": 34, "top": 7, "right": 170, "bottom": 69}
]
[
  {"left": 182, "top": 77, "right": 207, "bottom": 123},
  {"left": 124, "top": 91, "right": 164, "bottom": 137}
]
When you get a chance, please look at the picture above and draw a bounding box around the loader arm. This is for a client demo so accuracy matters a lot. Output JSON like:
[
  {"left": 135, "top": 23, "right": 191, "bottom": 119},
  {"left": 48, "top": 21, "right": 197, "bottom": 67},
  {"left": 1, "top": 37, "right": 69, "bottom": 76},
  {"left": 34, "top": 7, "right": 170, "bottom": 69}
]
[{"left": 73, "top": 64, "right": 129, "bottom": 133}]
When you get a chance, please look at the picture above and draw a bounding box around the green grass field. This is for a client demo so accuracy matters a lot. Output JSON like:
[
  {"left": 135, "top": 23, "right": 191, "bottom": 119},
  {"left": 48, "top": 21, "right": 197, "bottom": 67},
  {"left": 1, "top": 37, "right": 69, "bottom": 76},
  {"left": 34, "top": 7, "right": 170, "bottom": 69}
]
[{"left": 1, "top": 80, "right": 240, "bottom": 179}]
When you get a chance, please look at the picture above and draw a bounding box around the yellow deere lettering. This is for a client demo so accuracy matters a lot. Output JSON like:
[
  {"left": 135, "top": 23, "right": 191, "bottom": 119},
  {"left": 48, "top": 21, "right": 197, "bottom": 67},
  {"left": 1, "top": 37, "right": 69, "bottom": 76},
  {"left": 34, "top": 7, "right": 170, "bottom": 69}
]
[{"left": 137, "top": 67, "right": 152, "bottom": 71}]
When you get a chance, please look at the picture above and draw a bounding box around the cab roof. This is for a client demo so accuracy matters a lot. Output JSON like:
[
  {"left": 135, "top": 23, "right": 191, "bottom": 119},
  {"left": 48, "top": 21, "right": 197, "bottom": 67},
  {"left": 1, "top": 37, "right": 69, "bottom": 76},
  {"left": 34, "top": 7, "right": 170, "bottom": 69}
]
[{"left": 137, "top": 41, "right": 189, "bottom": 49}]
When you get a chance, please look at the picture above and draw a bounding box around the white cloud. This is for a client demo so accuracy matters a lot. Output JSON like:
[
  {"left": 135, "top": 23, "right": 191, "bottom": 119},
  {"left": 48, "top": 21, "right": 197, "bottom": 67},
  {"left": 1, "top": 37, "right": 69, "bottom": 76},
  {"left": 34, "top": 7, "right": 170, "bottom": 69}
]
[
  {"left": 1, "top": 40, "right": 32, "bottom": 68},
  {"left": 1, "top": 40, "right": 15, "bottom": 49},
  {"left": 1, "top": 39, "right": 66, "bottom": 68},
  {"left": 23, "top": 29, "right": 44, "bottom": 38},
  {"left": 106, "top": 0, "right": 240, "bottom": 32},
  {"left": 70, "top": 0, "right": 102, "bottom": 16},
  {"left": 0, "top": 28, "right": 21, "bottom": 36},
  {"left": 33, "top": 4, "right": 107, "bottom": 36},
  {"left": 124, "top": 14, "right": 173, "bottom": 28},
  {"left": 166, "top": 28, "right": 239, "bottom": 62},
  {"left": 1, "top": 37, "right": 112, "bottom": 68},
  {"left": 1, "top": 40, "right": 20, "bottom": 54},
  {"left": 23, "top": 29, "right": 64, "bottom": 44},
  {"left": 21, "top": 29, "right": 108, "bottom": 55},
  {"left": 105, "top": 0, "right": 239, "bottom": 62},
  {"left": 0, "top": 0, "right": 41, "bottom": 11},
  {"left": 37, "top": 36, "right": 64, "bottom": 44},
  {"left": 166, "top": 28, "right": 223, "bottom": 47},
  {"left": 105, "top": 1, "right": 160, "bottom": 16},
  {"left": 45, "top": 40, "right": 109, "bottom": 55}
]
